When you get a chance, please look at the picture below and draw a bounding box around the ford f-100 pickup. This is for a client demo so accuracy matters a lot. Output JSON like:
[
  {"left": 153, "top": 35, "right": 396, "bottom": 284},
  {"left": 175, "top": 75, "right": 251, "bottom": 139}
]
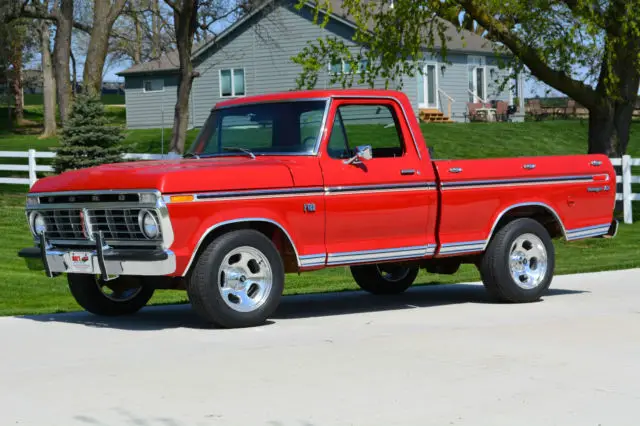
[{"left": 18, "top": 89, "right": 618, "bottom": 328}]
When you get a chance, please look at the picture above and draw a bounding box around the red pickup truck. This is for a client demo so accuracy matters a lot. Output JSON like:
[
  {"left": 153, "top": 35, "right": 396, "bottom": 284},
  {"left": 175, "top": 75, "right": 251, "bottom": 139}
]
[{"left": 19, "top": 89, "right": 618, "bottom": 328}]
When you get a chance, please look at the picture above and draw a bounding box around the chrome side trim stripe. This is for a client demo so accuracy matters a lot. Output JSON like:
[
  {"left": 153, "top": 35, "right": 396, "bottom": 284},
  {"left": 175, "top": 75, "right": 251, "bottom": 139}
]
[
  {"left": 299, "top": 253, "right": 326, "bottom": 267},
  {"left": 325, "top": 182, "right": 436, "bottom": 195},
  {"left": 165, "top": 183, "right": 436, "bottom": 203},
  {"left": 326, "top": 244, "right": 436, "bottom": 266},
  {"left": 438, "top": 240, "right": 486, "bottom": 255},
  {"left": 442, "top": 175, "right": 597, "bottom": 190},
  {"left": 566, "top": 223, "right": 612, "bottom": 240},
  {"left": 195, "top": 187, "right": 324, "bottom": 201}
]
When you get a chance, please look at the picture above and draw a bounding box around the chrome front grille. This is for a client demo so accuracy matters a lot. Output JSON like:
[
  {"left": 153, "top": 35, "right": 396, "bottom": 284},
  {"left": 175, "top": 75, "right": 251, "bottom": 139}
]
[
  {"left": 39, "top": 209, "right": 85, "bottom": 240},
  {"left": 27, "top": 190, "right": 174, "bottom": 250},
  {"left": 87, "top": 208, "right": 162, "bottom": 242}
]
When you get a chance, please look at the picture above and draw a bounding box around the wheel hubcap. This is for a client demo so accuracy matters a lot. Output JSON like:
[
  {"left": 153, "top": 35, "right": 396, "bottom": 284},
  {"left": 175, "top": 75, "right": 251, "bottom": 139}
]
[
  {"left": 219, "top": 246, "right": 273, "bottom": 313},
  {"left": 375, "top": 264, "right": 411, "bottom": 282},
  {"left": 509, "top": 233, "right": 548, "bottom": 289}
]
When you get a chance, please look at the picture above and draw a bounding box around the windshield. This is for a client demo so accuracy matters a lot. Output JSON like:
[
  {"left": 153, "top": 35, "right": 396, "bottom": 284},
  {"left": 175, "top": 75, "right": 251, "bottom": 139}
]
[{"left": 187, "top": 100, "right": 327, "bottom": 156}]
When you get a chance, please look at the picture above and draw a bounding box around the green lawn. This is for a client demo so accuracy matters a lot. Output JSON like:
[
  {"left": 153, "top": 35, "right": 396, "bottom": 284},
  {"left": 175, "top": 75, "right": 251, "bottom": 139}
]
[{"left": 1, "top": 108, "right": 640, "bottom": 316}]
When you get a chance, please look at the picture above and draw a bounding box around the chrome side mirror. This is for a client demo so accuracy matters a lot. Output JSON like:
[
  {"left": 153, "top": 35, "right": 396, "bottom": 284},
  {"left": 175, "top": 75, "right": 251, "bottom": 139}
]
[{"left": 344, "top": 145, "right": 372, "bottom": 165}]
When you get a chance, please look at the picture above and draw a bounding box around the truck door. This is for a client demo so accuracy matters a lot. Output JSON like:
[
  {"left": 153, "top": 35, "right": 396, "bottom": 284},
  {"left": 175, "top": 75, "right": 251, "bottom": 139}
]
[{"left": 319, "top": 98, "right": 438, "bottom": 266}]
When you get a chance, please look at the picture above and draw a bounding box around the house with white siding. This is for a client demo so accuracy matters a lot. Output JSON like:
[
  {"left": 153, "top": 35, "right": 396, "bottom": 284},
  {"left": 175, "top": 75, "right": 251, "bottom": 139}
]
[{"left": 116, "top": 0, "right": 525, "bottom": 129}]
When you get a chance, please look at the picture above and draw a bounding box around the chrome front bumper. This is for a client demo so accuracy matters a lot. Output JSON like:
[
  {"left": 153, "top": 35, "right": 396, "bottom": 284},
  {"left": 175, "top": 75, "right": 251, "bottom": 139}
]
[{"left": 18, "top": 232, "right": 175, "bottom": 279}]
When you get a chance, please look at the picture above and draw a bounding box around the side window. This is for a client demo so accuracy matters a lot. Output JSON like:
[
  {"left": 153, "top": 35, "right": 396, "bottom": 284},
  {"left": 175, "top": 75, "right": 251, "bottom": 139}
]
[
  {"left": 327, "top": 104, "right": 404, "bottom": 159},
  {"left": 327, "top": 110, "right": 350, "bottom": 159},
  {"left": 300, "top": 108, "right": 324, "bottom": 150}
]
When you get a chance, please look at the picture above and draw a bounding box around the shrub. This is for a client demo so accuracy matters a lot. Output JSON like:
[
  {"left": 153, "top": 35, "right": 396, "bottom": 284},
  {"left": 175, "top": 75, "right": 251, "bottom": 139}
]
[{"left": 53, "top": 94, "right": 125, "bottom": 174}]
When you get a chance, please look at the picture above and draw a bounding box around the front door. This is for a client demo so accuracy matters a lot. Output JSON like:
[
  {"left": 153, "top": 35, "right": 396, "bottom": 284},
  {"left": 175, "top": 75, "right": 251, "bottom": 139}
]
[
  {"left": 468, "top": 66, "right": 486, "bottom": 103},
  {"left": 419, "top": 63, "right": 439, "bottom": 109},
  {"left": 319, "top": 99, "right": 438, "bottom": 266}
]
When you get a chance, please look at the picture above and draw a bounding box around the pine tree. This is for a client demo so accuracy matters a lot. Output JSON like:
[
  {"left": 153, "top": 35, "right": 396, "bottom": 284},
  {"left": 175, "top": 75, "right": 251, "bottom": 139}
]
[{"left": 53, "top": 94, "right": 125, "bottom": 174}]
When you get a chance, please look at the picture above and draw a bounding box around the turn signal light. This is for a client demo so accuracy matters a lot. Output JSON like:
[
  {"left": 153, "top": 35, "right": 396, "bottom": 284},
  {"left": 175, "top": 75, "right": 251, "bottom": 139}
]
[{"left": 169, "top": 195, "right": 195, "bottom": 203}]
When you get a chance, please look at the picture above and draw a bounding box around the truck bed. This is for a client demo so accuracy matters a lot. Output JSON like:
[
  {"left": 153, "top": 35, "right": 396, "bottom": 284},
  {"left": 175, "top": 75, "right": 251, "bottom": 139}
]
[{"left": 433, "top": 154, "right": 615, "bottom": 256}]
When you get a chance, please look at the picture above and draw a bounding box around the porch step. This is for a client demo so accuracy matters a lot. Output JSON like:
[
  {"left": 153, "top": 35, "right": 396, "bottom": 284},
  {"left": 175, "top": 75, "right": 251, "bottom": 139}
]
[{"left": 419, "top": 108, "right": 454, "bottom": 123}]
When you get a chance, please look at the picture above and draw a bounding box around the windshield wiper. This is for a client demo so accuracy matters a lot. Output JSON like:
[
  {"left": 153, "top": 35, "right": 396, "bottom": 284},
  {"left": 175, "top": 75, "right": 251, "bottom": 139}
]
[
  {"left": 222, "top": 147, "right": 256, "bottom": 159},
  {"left": 183, "top": 152, "right": 200, "bottom": 159}
]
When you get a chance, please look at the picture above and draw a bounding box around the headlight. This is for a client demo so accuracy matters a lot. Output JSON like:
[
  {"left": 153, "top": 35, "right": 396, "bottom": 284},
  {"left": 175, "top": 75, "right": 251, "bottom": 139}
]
[
  {"left": 30, "top": 212, "right": 46, "bottom": 235},
  {"left": 138, "top": 210, "right": 159, "bottom": 239}
]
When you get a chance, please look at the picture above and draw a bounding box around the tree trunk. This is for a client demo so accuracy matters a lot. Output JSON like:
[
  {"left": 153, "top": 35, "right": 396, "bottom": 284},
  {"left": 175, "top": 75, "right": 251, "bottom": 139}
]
[
  {"left": 10, "top": 46, "right": 24, "bottom": 123},
  {"left": 82, "top": 0, "right": 127, "bottom": 96},
  {"left": 70, "top": 50, "right": 77, "bottom": 94},
  {"left": 151, "top": 0, "right": 160, "bottom": 58},
  {"left": 133, "top": 11, "right": 142, "bottom": 64},
  {"left": 39, "top": 20, "right": 57, "bottom": 137},
  {"left": 54, "top": 0, "right": 73, "bottom": 124},
  {"left": 587, "top": 33, "right": 640, "bottom": 157},
  {"left": 169, "top": 0, "right": 199, "bottom": 154},
  {"left": 170, "top": 67, "right": 195, "bottom": 154}
]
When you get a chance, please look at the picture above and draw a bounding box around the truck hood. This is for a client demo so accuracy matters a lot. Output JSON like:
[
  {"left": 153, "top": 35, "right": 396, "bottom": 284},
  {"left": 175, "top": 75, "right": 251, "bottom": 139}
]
[{"left": 30, "top": 157, "right": 296, "bottom": 194}]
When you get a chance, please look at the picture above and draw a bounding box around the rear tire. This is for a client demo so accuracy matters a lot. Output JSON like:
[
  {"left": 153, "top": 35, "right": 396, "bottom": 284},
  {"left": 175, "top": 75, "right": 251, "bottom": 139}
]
[
  {"left": 187, "top": 230, "right": 285, "bottom": 328},
  {"left": 350, "top": 263, "right": 419, "bottom": 295},
  {"left": 68, "top": 274, "right": 154, "bottom": 316},
  {"left": 480, "top": 218, "right": 555, "bottom": 303}
]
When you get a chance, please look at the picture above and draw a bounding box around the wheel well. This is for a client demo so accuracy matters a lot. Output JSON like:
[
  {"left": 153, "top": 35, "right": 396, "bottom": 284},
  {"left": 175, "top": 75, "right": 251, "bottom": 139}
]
[
  {"left": 187, "top": 221, "right": 299, "bottom": 276},
  {"left": 490, "top": 205, "right": 565, "bottom": 241}
]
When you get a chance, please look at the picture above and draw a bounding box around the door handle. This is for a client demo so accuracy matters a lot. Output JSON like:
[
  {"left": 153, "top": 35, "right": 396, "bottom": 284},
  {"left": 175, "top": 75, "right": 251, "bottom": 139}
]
[
  {"left": 523, "top": 163, "right": 536, "bottom": 170},
  {"left": 400, "top": 169, "right": 416, "bottom": 175},
  {"left": 449, "top": 167, "right": 463, "bottom": 173}
]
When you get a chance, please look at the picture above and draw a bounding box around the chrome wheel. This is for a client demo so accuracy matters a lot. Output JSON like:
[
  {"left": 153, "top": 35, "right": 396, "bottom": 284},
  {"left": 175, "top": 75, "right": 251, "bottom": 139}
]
[
  {"left": 509, "top": 233, "right": 548, "bottom": 289},
  {"left": 375, "top": 264, "right": 412, "bottom": 282},
  {"left": 96, "top": 277, "right": 143, "bottom": 302},
  {"left": 218, "top": 246, "right": 273, "bottom": 313}
]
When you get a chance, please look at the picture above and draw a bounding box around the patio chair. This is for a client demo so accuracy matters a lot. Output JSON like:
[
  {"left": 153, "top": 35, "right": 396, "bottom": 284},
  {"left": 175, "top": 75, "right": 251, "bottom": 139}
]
[
  {"left": 464, "top": 102, "right": 484, "bottom": 122},
  {"left": 495, "top": 101, "right": 509, "bottom": 122},
  {"left": 527, "top": 99, "right": 548, "bottom": 121}
]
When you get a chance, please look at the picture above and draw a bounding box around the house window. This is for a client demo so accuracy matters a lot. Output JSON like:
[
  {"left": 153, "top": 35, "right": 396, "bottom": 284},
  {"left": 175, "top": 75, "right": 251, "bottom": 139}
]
[
  {"left": 220, "top": 68, "right": 245, "bottom": 97},
  {"left": 329, "top": 59, "right": 368, "bottom": 75},
  {"left": 143, "top": 79, "right": 164, "bottom": 92}
]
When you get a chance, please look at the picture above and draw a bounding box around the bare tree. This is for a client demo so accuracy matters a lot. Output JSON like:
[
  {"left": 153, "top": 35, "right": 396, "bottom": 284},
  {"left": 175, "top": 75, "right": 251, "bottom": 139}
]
[
  {"left": 9, "top": 31, "right": 24, "bottom": 122},
  {"left": 162, "top": 0, "right": 253, "bottom": 154},
  {"left": 36, "top": 1, "right": 56, "bottom": 136},
  {"left": 163, "top": 0, "right": 198, "bottom": 154},
  {"left": 82, "top": 0, "right": 128, "bottom": 96},
  {"left": 52, "top": 0, "right": 73, "bottom": 123},
  {"left": 151, "top": 0, "right": 161, "bottom": 57}
]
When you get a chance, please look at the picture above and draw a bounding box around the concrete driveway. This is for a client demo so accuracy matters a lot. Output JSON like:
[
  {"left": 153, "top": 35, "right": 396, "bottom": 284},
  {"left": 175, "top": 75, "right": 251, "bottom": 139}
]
[{"left": 1, "top": 269, "right": 639, "bottom": 426}]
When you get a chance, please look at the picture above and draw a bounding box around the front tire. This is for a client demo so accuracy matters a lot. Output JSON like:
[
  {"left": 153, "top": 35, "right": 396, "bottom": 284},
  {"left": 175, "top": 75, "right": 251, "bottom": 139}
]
[
  {"left": 187, "top": 230, "right": 285, "bottom": 328},
  {"left": 68, "top": 274, "right": 155, "bottom": 316},
  {"left": 480, "top": 218, "right": 555, "bottom": 303},
  {"left": 350, "top": 263, "right": 419, "bottom": 295}
]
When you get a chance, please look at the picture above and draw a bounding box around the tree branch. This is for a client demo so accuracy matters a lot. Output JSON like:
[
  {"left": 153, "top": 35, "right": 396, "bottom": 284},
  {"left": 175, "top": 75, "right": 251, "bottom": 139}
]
[
  {"left": 559, "top": 0, "right": 619, "bottom": 36},
  {"left": 163, "top": 0, "right": 179, "bottom": 13},
  {"left": 107, "top": 0, "right": 128, "bottom": 24},
  {"left": 456, "top": 0, "right": 599, "bottom": 108}
]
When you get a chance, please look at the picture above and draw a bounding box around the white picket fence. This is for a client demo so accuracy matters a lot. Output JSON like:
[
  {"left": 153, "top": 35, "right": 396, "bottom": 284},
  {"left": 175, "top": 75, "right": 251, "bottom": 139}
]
[
  {"left": 610, "top": 155, "right": 640, "bottom": 224},
  {"left": 0, "top": 149, "right": 169, "bottom": 186},
  {"left": 1, "top": 150, "right": 639, "bottom": 223}
]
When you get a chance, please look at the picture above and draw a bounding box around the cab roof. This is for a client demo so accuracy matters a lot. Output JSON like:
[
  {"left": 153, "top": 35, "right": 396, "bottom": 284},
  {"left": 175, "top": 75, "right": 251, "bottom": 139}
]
[{"left": 212, "top": 88, "right": 410, "bottom": 110}]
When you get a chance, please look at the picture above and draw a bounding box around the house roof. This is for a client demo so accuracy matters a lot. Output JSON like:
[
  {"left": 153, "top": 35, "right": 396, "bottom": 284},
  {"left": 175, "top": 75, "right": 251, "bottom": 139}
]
[{"left": 117, "top": 0, "right": 498, "bottom": 76}]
